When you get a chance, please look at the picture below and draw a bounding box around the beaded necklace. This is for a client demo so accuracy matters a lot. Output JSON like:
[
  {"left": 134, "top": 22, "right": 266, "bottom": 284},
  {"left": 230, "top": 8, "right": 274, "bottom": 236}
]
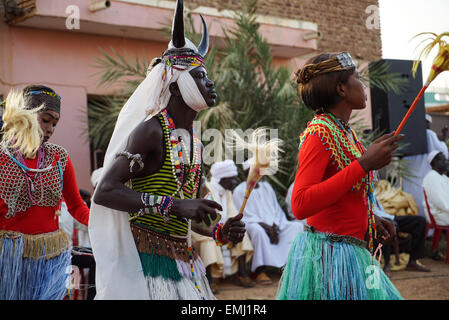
[
  {"left": 14, "top": 145, "right": 46, "bottom": 205},
  {"left": 4, "top": 144, "right": 64, "bottom": 218},
  {"left": 299, "top": 113, "right": 377, "bottom": 256},
  {"left": 161, "top": 109, "right": 202, "bottom": 196},
  {"left": 160, "top": 109, "right": 205, "bottom": 299}
]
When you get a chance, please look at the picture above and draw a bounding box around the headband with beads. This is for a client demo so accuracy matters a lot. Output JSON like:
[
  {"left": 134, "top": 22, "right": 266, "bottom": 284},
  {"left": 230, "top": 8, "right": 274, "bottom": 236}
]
[
  {"left": 0, "top": 90, "right": 61, "bottom": 107},
  {"left": 147, "top": 52, "right": 205, "bottom": 74},
  {"left": 296, "top": 52, "right": 356, "bottom": 84},
  {"left": 25, "top": 90, "right": 61, "bottom": 100}
]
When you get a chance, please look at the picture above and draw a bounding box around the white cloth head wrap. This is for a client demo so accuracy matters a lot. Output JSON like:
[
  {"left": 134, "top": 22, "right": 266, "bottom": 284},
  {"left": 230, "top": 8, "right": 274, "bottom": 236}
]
[
  {"left": 427, "top": 150, "right": 441, "bottom": 166},
  {"left": 88, "top": 54, "right": 209, "bottom": 300},
  {"left": 210, "top": 159, "right": 238, "bottom": 183},
  {"left": 242, "top": 157, "right": 254, "bottom": 171}
]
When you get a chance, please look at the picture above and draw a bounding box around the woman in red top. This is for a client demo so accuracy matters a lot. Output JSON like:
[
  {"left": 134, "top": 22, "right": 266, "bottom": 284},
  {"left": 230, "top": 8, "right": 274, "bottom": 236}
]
[
  {"left": 276, "top": 52, "right": 403, "bottom": 300},
  {"left": 0, "top": 85, "right": 89, "bottom": 300}
]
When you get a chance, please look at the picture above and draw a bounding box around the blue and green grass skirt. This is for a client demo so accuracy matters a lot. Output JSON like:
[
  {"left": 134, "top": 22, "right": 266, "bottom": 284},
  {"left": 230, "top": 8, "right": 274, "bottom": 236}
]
[
  {"left": 0, "top": 229, "right": 71, "bottom": 300},
  {"left": 276, "top": 225, "right": 403, "bottom": 300}
]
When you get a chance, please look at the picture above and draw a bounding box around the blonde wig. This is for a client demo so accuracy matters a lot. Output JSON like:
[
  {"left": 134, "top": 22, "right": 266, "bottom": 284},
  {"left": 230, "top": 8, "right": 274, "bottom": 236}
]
[{"left": 1, "top": 89, "right": 43, "bottom": 158}]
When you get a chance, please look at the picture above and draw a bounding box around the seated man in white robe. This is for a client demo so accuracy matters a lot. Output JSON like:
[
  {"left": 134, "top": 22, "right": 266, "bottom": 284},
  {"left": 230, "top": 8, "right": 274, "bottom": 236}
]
[
  {"left": 192, "top": 160, "right": 254, "bottom": 292},
  {"left": 402, "top": 115, "right": 449, "bottom": 218},
  {"left": 423, "top": 151, "right": 449, "bottom": 227},
  {"left": 233, "top": 159, "right": 304, "bottom": 285}
]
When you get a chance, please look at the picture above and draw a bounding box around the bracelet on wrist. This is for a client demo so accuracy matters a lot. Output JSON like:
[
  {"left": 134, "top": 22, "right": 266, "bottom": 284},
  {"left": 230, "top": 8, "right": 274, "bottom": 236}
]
[
  {"left": 212, "top": 222, "right": 227, "bottom": 246},
  {"left": 137, "top": 193, "right": 172, "bottom": 223}
]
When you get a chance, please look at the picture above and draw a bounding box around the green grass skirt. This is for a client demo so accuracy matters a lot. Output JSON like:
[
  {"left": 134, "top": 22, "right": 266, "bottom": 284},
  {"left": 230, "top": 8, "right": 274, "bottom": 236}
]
[{"left": 276, "top": 228, "right": 403, "bottom": 300}]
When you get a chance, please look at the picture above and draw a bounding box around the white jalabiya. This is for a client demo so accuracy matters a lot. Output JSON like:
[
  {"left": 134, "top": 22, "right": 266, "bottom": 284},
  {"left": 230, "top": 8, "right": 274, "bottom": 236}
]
[
  {"left": 402, "top": 129, "right": 449, "bottom": 218},
  {"left": 285, "top": 183, "right": 308, "bottom": 224},
  {"left": 422, "top": 170, "right": 449, "bottom": 226},
  {"left": 232, "top": 181, "right": 304, "bottom": 272},
  {"left": 88, "top": 55, "right": 209, "bottom": 299},
  {"left": 192, "top": 178, "right": 253, "bottom": 279}
]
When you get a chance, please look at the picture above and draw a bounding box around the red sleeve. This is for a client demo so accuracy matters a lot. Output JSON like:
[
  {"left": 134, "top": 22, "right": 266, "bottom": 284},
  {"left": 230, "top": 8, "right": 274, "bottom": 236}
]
[
  {"left": 62, "top": 156, "right": 90, "bottom": 226},
  {"left": 291, "top": 134, "right": 367, "bottom": 220}
]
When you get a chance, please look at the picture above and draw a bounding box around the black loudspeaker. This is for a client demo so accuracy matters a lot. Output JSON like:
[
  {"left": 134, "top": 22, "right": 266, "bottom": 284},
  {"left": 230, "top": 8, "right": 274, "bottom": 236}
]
[{"left": 369, "top": 59, "right": 428, "bottom": 156}]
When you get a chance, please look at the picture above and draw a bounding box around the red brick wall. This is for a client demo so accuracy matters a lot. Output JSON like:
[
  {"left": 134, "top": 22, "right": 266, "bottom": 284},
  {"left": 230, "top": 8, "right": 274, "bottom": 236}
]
[{"left": 187, "top": 0, "right": 382, "bottom": 61}]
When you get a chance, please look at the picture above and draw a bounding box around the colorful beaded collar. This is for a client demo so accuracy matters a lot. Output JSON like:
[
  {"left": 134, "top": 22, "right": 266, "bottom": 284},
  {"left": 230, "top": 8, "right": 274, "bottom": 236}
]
[
  {"left": 299, "top": 112, "right": 377, "bottom": 254},
  {"left": 161, "top": 109, "right": 202, "bottom": 197}
]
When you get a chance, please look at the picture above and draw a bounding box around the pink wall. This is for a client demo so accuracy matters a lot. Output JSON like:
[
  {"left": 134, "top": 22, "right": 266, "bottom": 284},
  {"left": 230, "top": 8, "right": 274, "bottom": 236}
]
[{"left": 1, "top": 24, "right": 168, "bottom": 193}]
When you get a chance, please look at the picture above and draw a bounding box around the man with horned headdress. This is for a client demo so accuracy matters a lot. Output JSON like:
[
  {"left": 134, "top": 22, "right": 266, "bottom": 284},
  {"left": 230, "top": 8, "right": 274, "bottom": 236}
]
[{"left": 89, "top": 0, "right": 246, "bottom": 300}]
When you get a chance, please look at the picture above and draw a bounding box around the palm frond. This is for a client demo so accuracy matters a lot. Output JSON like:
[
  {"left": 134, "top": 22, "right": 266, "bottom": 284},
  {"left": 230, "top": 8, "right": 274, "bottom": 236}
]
[
  {"left": 91, "top": 47, "right": 148, "bottom": 88},
  {"left": 361, "top": 60, "right": 410, "bottom": 94}
]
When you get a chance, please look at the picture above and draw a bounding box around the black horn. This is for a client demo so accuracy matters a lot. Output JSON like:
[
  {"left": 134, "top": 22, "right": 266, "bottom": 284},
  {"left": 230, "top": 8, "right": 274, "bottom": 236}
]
[
  {"left": 172, "top": 0, "right": 185, "bottom": 48},
  {"left": 197, "top": 14, "right": 209, "bottom": 57}
]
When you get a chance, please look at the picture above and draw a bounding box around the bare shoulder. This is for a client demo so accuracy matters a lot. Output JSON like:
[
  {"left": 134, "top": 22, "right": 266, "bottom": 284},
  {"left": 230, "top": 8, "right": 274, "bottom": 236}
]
[{"left": 125, "top": 116, "right": 163, "bottom": 155}]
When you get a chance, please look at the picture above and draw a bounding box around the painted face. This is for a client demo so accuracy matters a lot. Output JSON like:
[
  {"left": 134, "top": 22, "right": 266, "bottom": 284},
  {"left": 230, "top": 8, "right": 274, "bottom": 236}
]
[
  {"left": 219, "top": 176, "right": 239, "bottom": 191},
  {"left": 38, "top": 109, "right": 59, "bottom": 143},
  {"left": 342, "top": 70, "right": 367, "bottom": 110},
  {"left": 189, "top": 66, "right": 217, "bottom": 107}
]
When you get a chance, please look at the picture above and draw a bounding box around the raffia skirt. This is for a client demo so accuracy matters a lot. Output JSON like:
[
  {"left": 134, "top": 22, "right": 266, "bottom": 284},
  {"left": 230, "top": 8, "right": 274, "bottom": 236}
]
[
  {"left": 0, "top": 229, "right": 71, "bottom": 300},
  {"left": 276, "top": 225, "right": 403, "bottom": 300},
  {"left": 130, "top": 223, "right": 215, "bottom": 300}
]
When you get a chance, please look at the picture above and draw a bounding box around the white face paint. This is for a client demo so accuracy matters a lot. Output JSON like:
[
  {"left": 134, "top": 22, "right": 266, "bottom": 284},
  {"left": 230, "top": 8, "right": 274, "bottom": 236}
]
[
  {"left": 165, "top": 38, "right": 211, "bottom": 112},
  {"left": 177, "top": 71, "right": 209, "bottom": 112}
]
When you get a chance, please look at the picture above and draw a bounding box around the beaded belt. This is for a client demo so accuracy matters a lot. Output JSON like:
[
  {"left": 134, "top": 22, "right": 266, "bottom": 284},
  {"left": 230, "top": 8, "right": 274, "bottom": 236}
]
[
  {"left": 130, "top": 222, "right": 199, "bottom": 263},
  {"left": 304, "top": 225, "right": 367, "bottom": 249}
]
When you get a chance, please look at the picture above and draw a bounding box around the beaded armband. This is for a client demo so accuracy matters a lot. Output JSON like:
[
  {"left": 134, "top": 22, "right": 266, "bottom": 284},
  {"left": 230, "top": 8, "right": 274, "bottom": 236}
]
[
  {"left": 115, "top": 151, "right": 144, "bottom": 173},
  {"left": 131, "top": 193, "right": 173, "bottom": 223},
  {"left": 212, "top": 222, "right": 227, "bottom": 246}
]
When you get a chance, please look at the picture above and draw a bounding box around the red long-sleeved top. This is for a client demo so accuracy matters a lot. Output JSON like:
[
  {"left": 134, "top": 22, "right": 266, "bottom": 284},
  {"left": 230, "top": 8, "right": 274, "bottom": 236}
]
[
  {"left": 0, "top": 155, "right": 89, "bottom": 235},
  {"left": 291, "top": 134, "right": 369, "bottom": 240}
]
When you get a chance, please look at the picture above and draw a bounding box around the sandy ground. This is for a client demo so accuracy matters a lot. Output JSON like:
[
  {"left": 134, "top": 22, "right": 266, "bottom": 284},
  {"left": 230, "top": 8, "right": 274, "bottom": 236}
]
[{"left": 214, "top": 257, "right": 449, "bottom": 300}]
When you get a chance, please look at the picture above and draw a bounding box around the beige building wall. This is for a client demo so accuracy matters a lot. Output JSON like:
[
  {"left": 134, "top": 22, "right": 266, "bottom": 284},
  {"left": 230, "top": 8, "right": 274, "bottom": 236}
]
[{"left": 186, "top": 0, "right": 382, "bottom": 60}]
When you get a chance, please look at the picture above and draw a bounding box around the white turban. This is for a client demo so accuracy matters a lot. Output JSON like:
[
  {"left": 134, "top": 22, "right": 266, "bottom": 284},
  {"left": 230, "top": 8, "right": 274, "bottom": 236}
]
[
  {"left": 427, "top": 150, "right": 441, "bottom": 166},
  {"left": 425, "top": 114, "right": 432, "bottom": 123},
  {"left": 242, "top": 157, "right": 254, "bottom": 171},
  {"left": 91, "top": 167, "right": 104, "bottom": 188},
  {"left": 210, "top": 159, "right": 238, "bottom": 181}
]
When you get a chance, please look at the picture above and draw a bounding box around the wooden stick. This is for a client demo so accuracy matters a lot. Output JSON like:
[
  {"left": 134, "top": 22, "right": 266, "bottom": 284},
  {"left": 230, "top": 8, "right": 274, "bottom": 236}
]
[
  {"left": 238, "top": 190, "right": 251, "bottom": 215},
  {"left": 394, "top": 85, "right": 428, "bottom": 135}
]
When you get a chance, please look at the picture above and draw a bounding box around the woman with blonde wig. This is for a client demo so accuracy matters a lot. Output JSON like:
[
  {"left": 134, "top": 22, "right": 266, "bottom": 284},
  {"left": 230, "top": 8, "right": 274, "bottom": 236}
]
[{"left": 0, "top": 85, "right": 89, "bottom": 300}]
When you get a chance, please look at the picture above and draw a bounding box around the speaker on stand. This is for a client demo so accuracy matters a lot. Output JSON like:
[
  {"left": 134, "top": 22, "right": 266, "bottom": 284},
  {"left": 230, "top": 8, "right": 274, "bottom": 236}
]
[{"left": 369, "top": 59, "right": 428, "bottom": 157}]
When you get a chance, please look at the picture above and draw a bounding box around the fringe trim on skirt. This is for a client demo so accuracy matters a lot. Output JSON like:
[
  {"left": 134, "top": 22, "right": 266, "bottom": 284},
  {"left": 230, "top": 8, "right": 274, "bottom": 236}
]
[
  {"left": 0, "top": 229, "right": 71, "bottom": 300},
  {"left": 276, "top": 226, "right": 403, "bottom": 300},
  {"left": 138, "top": 251, "right": 213, "bottom": 299},
  {"left": 144, "top": 273, "right": 216, "bottom": 300}
]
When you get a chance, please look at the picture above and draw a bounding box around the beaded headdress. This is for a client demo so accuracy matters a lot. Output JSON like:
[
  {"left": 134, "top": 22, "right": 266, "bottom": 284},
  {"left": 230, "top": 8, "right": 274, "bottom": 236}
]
[
  {"left": 23, "top": 86, "right": 61, "bottom": 114},
  {"left": 296, "top": 52, "right": 356, "bottom": 84},
  {"left": 148, "top": 0, "right": 209, "bottom": 74}
]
